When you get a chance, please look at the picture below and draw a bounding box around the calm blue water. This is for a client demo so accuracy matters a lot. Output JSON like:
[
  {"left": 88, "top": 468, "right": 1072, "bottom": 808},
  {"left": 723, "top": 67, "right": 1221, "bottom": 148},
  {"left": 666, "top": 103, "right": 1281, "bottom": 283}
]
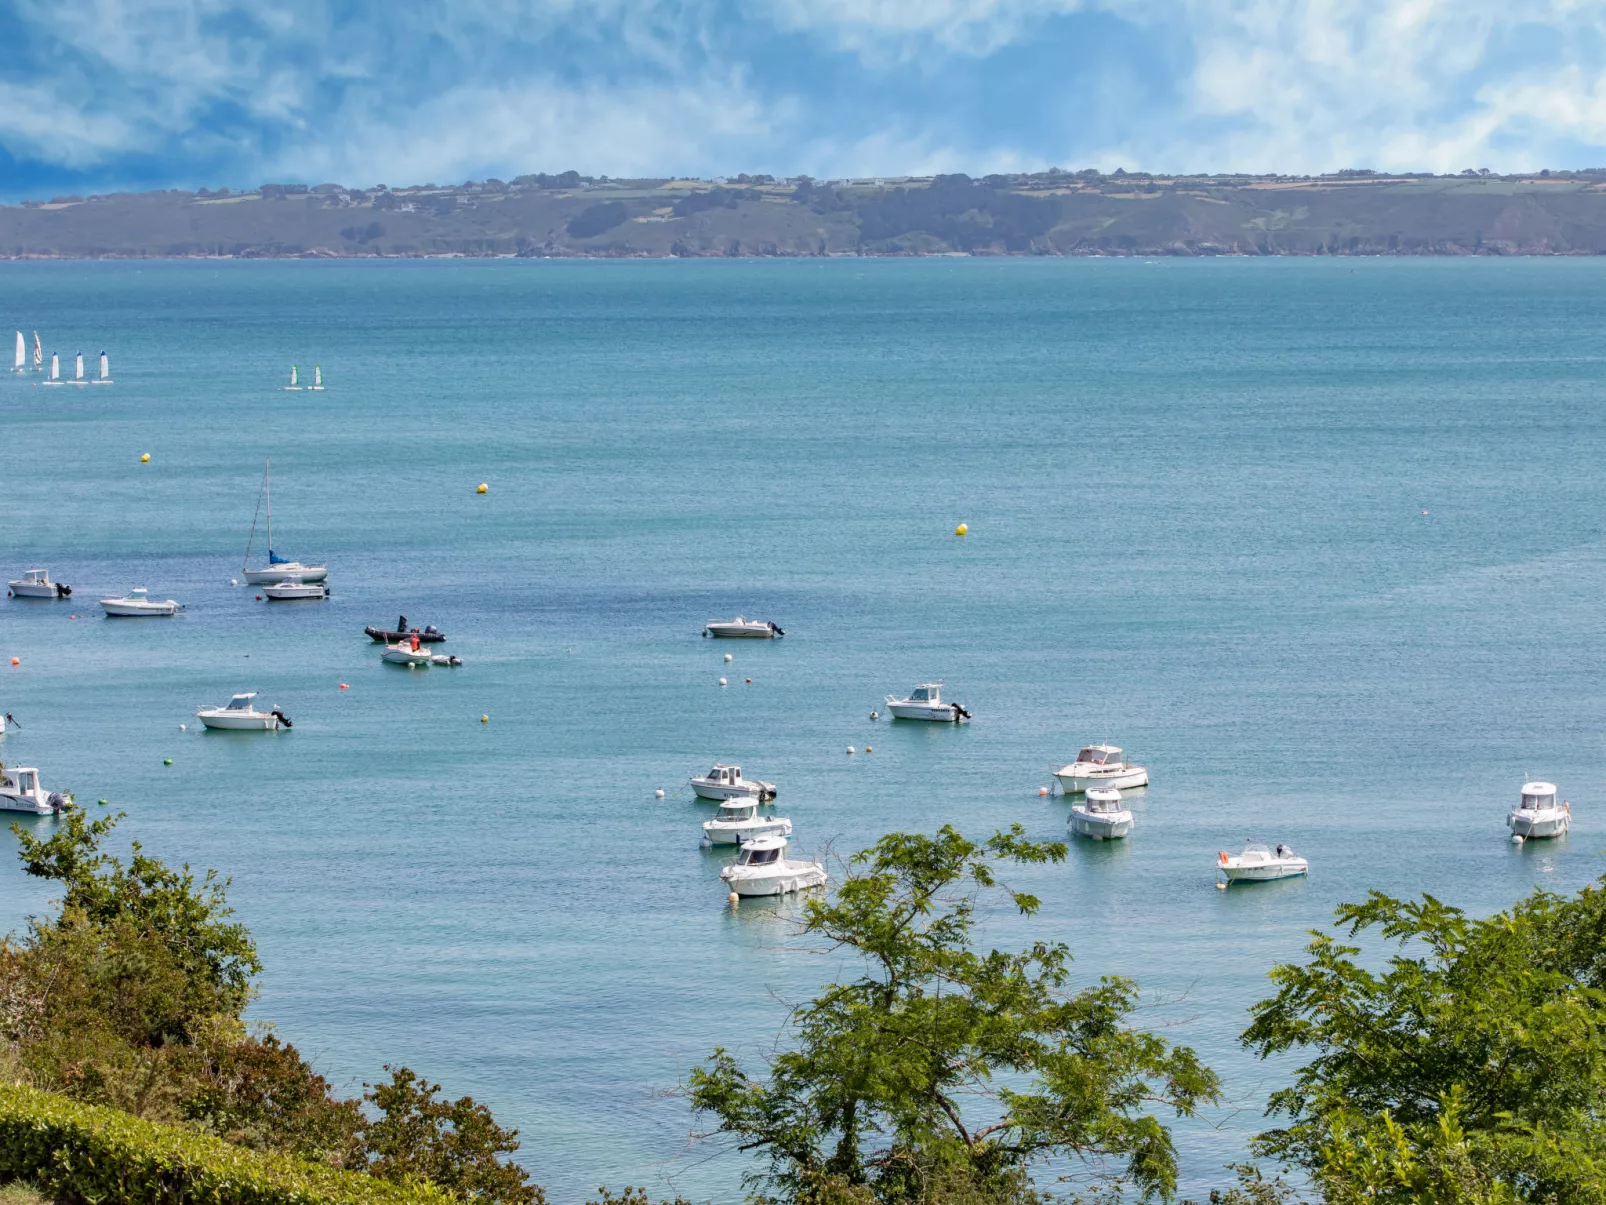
[{"left": 2, "top": 257, "right": 1605, "bottom": 1201}]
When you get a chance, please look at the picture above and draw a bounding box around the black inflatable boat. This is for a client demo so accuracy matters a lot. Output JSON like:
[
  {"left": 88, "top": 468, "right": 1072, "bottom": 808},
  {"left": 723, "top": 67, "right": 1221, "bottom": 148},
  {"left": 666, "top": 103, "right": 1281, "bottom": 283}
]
[{"left": 365, "top": 615, "right": 446, "bottom": 643}]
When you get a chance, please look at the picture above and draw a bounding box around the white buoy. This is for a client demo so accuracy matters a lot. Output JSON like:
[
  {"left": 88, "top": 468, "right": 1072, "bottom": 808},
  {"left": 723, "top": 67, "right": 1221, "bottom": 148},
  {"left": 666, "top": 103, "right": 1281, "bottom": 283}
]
[
  {"left": 847, "top": 745, "right": 856, "bottom": 754},
  {"left": 729, "top": 892, "right": 740, "bottom": 904},
  {"left": 655, "top": 789, "right": 665, "bottom": 799},
  {"left": 719, "top": 677, "right": 728, "bottom": 686},
  {"left": 1512, "top": 833, "right": 1525, "bottom": 845},
  {"left": 229, "top": 579, "right": 238, "bottom": 587},
  {"left": 179, "top": 723, "right": 187, "bottom": 731},
  {"left": 723, "top": 653, "right": 732, "bottom": 662},
  {"left": 1216, "top": 881, "right": 1228, "bottom": 891},
  {"left": 1038, "top": 786, "right": 1048, "bottom": 796},
  {"left": 870, "top": 710, "right": 879, "bottom": 720}
]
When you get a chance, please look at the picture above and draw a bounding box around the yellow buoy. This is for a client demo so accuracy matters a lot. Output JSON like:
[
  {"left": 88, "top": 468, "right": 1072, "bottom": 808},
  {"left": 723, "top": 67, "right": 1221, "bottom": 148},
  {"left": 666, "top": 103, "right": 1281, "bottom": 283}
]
[
  {"left": 140, "top": 453, "right": 151, "bottom": 463},
  {"left": 477, "top": 483, "right": 488, "bottom": 494},
  {"left": 729, "top": 892, "right": 739, "bottom": 904},
  {"left": 480, "top": 714, "right": 489, "bottom": 723},
  {"left": 955, "top": 522, "right": 968, "bottom": 536}
]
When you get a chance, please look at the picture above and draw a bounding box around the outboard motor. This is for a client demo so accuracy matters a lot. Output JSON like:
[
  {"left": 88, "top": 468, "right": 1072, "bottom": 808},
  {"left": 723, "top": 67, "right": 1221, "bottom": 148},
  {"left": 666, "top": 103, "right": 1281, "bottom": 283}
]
[
  {"left": 3, "top": 712, "right": 17, "bottom": 730},
  {"left": 953, "top": 704, "right": 972, "bottom": 721},
  {"left": 47, "top": 791, "right": 70, "bottom": 813},
  {"left": 770, "top": 624, "right": 785, "bottom": 636},
  {"left": 54, "top": 582, "right": 71, "bottom": 598},
  {"left": 271, "top": 708, "right": 293, "bottom": 729}
]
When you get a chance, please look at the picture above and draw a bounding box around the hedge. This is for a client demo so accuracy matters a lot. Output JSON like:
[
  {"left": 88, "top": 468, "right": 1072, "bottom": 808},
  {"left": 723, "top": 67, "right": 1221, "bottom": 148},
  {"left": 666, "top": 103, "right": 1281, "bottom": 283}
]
[{"left": 0, "top": 1083, "right": 455, "bottom": 1205}]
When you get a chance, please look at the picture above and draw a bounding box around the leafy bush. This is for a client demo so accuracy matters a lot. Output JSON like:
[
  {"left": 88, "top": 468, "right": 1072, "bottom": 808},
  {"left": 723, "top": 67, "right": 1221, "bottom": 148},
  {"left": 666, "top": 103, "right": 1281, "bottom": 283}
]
[{"left": 0, "top": 1082, "right": 452, "bottom": 1205}]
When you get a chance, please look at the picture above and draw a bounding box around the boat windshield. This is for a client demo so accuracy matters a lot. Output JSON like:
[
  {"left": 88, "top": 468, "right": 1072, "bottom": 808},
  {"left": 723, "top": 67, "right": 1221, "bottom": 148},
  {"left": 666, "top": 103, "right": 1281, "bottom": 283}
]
[
  {"left": 721, "top": 806, "right": 756, "bottom": 821},
  {"left": 909, "top": 687, "right": 931, "bottom": 701},
  {"left": 1520, "top": 793, "right": 1554, "bottom": 810},
  {"left": 226, "top": 696, "right": 254, "bottom": 710},
  {"left": 740, "top": 847, "right": 781, "bottom": 865}
]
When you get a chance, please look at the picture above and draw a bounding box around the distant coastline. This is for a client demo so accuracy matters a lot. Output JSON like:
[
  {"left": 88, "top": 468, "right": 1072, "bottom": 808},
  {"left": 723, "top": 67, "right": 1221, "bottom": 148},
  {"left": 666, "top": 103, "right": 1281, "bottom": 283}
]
[{"left": 8, "top": 169, "right": 1606, "bottom": 259}]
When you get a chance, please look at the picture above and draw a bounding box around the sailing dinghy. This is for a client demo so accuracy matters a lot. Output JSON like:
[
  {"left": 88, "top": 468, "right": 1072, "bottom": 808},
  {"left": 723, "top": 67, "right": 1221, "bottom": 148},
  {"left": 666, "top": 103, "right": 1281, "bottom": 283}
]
[
  {"left": 12, "top": 332, "right": 22, "bottom": 372},
  {"left": 93, "top": 352, "right": 112, "bottom": 384},
  {"left": 241, "top": 458, "right": 327, "bottom": 584},
  {"left": 310, "top": 365, "right": 324, "bottom": 391},
  {"left": 40, "top": 353, "right": 61, "bottom": 385},
  {"left": 283, "top": 365, "right": 302, "bottom": 391},
  {"left": 70, "top": 352, "right": 86, "bottom": 385},
  {"left": 31, "top": 333, "right": 42, "bottom": 371}
]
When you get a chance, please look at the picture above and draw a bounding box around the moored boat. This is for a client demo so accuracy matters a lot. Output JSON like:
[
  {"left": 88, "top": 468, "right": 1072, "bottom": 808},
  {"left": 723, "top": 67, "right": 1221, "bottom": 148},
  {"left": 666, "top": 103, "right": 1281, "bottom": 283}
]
[
  {"left": 241, "top": 458, "right": 327, "bottom": 584},
  {"left": 0, "top": 766, "right": 70, "bottom": 815},
  {"left": 382, "top": 635, "right": 434, "bottom": 666},
  {"left": 263, "top": 578, "right": 328, "bottom": 600},
  {"left": 1218, "top": 842, "right": 1308, "bottom": 885},
  {"left": 1069, "top": 788, "right": 1134, "bottom": 840},
  {"left": 719, "top": 835, "right": 828, "bottom": 897},
  {"left": 704, "top": 616, "right": 784, "bottom": 638},
  {"left": 689, "top": 764, "right": 777, "bottom": 801},
  {"left": 885, "top": 683, "right": 970, "bottom": 722},
  {"left": 8, "top": 569, "right": 70, "bottom": 599},
  {"left": 701, "top": 800, "right": 793, "bottom": 845},
  {"left": 1509, "top": 781, "right": 1570, "bottom": 842},
  {"left": 1054, "top": 745, "right": 1149, "bottom": 794},
  {"left": 196, "top": 692, "right": 290, "bottom": 731},
  {"left": 101, "top": 588, "right": 182, "bottom": 617},
  {"left": 365, "top": 616, "right": 445, "bottom": 643}
]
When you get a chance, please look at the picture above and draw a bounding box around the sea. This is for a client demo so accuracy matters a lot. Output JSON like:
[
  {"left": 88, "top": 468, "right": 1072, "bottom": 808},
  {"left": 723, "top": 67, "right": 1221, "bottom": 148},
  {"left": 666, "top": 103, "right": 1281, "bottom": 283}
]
[{"left": 2, "top": 256, "right": 1605, "bottom": 1202}]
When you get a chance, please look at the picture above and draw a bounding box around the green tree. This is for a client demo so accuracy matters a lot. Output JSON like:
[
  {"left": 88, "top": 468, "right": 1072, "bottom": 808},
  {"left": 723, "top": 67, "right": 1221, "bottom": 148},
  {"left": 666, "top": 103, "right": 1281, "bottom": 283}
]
[
  {"left": 361, "top": 1065, "right": 543, "bottom": 1204},
  {"left": 690, "top": 826, "right": 1220, "bottom": 1205},
  {"left": 1243, "top": 881, "right": 1606, "bottom": 1203}
]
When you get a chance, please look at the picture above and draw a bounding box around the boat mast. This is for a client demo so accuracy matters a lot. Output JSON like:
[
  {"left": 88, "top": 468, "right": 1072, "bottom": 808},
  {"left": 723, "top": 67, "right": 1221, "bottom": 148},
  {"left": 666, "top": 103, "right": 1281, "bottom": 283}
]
[{"left": 243, "top": 457, "right": 269, "bottom": 570}]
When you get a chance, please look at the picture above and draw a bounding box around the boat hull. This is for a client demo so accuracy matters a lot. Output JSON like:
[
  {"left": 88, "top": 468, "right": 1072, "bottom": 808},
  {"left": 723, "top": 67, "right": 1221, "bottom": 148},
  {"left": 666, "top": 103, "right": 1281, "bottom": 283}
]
[
  {"left": 366, "top": 627, "right": 446, "bottom": 643},
  {"left": 8, "top": 583, "right": 62, "bottom": 599},
  {"left": 0, "top": 792, "right": 57, "bottom": 815},
  {"left": 264, "top": 585, "right": 327, "bottom": 600},
  {"left": 887, "top": 703, "right": 962, "bottom": 721},
  {"left": 1069, "top": 810, "right": 1133, "bottom": 840},
  {"left": 1221, "top": 862, "right": 1307, "bottom": 883},
  {"left": 720, "top": 862, "right": 828, "bottom": 896},
  {"left": 101, "top": 601, "right": 177, "bottom": 616},
  {"left": 1510, "top": 811, "right": 1569, "bottom": 839},
  {"left": 197, "top": 712, "right": 280, "bottom": 731},
  {"left": 703, "top": 819, "right": 792, "bottom": 845},
  {"left": 704, "top": 625, "right": 778, "bottom": 638},
  {"left": 1055, "top": 766, "right": 1149, "bottom": 793},
  {"left": 244, "top": 565, "right": 327, "bottom": 584},
  {"left": 382, "top": 649, "right": 432, "bottom": 666},
  {"left": 690, "top": 779, "right": 776, "bottom": 801}
]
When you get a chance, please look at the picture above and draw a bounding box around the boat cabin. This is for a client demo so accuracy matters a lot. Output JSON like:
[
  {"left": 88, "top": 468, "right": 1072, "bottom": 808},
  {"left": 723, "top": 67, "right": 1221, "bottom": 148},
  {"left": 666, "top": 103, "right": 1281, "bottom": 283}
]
[
  {"left": 906, "top": 684, "right": 942, "bottom": 703},
  {"left": 18, "top": 569, "right": 48, "bottom": 586},
  {"left": 1518, "top": 782, "right": 1558, "bottom": 811},
  {"left": 704, "top": 765, "right": 746, "bottom": 786},
  {"left": 736, "top": 836, "right": 787, "bottom": 866},
  {"left": 1075, "top": 745, "right": 1124, "bottom": 766},
  {"left": 124, "top": 589, "right": 148, "bottom": 602},
  {"left": 1082, "top": 789, "right": 1125, "bottom": 814},
  {"left": 716, "top": 801, "right": 758, "bottom": 822},
  {"left": 1, "top": 768, "right": 41, "bottom": 796},
  {"left": 224, "top": 693, "right": 260, "bottom": 711}
]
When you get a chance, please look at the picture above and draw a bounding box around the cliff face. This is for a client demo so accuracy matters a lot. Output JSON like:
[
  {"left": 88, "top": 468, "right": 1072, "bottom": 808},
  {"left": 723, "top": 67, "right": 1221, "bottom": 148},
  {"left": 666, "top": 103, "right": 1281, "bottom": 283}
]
[{"left": 7, "top": 176, "right": 1606, "bottom": 258}]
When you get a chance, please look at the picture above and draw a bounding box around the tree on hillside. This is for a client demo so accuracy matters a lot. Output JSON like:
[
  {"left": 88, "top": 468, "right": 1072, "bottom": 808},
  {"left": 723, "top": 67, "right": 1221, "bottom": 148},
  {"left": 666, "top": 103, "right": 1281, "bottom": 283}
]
[
  {"left": 1243, "top": 881, "right": 1606, "bottom": 1203},
  {"left": 690, "top": 826, "right": 1220, "bottom": 1205}
]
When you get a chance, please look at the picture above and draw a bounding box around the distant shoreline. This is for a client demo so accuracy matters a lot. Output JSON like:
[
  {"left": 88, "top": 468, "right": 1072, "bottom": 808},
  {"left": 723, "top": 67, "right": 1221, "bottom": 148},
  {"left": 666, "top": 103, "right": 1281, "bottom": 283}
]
[{"left": 8, "top": 171, "right": 1606, "bottom": 258}]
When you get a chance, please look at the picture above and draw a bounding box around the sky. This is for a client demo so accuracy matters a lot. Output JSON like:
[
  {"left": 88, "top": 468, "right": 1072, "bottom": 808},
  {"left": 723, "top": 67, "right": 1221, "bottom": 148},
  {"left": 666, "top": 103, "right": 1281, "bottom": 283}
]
[{"left": 5, "top": 0, "right": 1606, "bottom": 196}]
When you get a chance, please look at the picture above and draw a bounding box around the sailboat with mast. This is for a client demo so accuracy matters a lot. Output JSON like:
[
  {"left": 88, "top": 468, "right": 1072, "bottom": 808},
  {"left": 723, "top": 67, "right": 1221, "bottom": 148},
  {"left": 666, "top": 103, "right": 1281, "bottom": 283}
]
[
  {"left": 13, "top": 332, "right": 23, "bottom": 373},
  {"left": 93, "top": 352, "right": 112, "bottom": 384},
  {"left": 283, "top": 365, "right": 302, "bottom": 391},
  {"left": 40, "top": 353, "right": 62, "bottom": 385},
  {"left": 69, "top": 352, "right": 86, "bottom": 385},
  {"left": 32, "top": 334, "right": 42, "bottom": 371},
  {"left": 310, "top": 365, "right": 324, "bottom": 391},
  {"left": 241, "top": 458, "right": 327, "bottom": 584}
]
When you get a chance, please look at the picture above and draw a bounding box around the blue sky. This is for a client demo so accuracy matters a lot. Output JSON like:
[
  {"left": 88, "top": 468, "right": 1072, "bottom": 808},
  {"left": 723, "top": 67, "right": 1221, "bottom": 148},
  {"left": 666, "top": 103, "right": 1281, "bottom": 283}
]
[{"left": 4, "top": 0, "right": 1606, "bottom": 197}]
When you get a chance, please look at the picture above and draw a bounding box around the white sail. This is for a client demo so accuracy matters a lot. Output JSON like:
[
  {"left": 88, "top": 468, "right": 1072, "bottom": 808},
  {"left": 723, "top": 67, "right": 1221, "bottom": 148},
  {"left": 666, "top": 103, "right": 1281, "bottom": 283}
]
[
  {"left": 13, "top": 332, "right": 22, "bottom": 371},
  {"left": 49, "top": 353, "right": 59, "bottom": 380},
  {"left": 313, "top": 365, "right": 322, "bottom": 388},
  {"left": 95, "top": 351, "right": 112, "bottom": 384},
  {"left": 74, "top": 352, "right": 84, "bottom": 381},
  {"left": 285, "top": 364, "right": 301, "bottom": 390},
  {"left": 32, "top": 333, "right": 41, "bottom": 369}
]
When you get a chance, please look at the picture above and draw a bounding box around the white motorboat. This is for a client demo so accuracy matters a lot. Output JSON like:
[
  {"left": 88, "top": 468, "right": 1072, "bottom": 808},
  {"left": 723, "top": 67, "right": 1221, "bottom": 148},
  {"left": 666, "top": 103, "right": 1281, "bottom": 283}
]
[
  {"left": 101, "top": 588, "right": 182, "bottom": 617},
  {"left": 241, "top": 458, "right": 327, "bottom": 584},
  {"left": 703, "top": 616, "right": 784, "bottom": 638},
  {"left": 382, "top": 643, "right": 433, "bottom": 666},
  {"left": 8, "top": 569, "right": 71, "bottom": 599},
  {"left": 1218, "top": 842, "right": 1308, "bottom": 885},
  {"left": 0, "top": 766, "right": 69, "bottom": 815},
  {"left": 702, "top": 800, "right": 793, "bottom": 845},
  {"left": 196, "top": 692, "right": 290, "bottom": 731},
  {"left": 719, "top": 835, "right": 828, "bottom": 897},
  {"left": 1069, "top": 788, "right": 1133, "bottom": 840},
  {"left": 1054, "top": 745, "right": 1149, "bottom": 794},
  {"left": 1509, "top": 781, "right": 1570, "bottom": 841},
  {"left": 689, "top": 764, "right": 777, "bottom": 801},
  {"left": 884, "top": 683, "right": 970, "bottom": 722},
  {"left": 263, "top": 578, "right": 328, "bottom": 600}
]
